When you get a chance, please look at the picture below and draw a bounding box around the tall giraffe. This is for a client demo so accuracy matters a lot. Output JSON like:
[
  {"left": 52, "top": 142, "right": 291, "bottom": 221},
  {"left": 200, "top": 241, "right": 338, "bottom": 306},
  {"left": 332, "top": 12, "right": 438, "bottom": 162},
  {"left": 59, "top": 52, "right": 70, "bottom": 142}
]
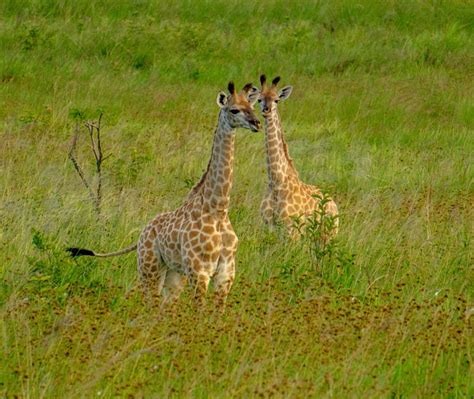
[
  {"left": 258, "top": 75, "right": 338, "bottom": 240},
  {"left": 68, "top": 81, "right": 261, "bottom": 310}
]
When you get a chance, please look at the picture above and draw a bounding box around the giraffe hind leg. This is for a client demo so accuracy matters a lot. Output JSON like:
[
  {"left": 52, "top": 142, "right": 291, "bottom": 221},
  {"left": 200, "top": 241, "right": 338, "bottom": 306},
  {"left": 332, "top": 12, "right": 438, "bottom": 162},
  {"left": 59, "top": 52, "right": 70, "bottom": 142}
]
[{"left": 138, "top": 245, "right": 167, "bottom": 309}]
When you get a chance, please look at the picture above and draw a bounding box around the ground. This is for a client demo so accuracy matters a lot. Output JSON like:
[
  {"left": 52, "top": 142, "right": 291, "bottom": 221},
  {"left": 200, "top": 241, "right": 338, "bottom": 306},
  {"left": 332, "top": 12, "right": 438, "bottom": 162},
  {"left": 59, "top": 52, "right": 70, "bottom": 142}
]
[{"left": 1, "top": 1, "right": 473, "bottom": 397}]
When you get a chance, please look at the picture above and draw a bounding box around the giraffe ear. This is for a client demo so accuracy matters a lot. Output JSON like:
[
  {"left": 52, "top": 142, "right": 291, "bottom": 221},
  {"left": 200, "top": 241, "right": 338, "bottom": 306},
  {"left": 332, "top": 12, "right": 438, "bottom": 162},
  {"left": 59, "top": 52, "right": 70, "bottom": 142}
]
[
  {"left": 278, "top": 86, "right": 293, "bottom": 101},
  {"left": 247, "top": 86, "right": 260, "bottom": 106},
  {"left": 216, "top": 91, "right": 228, "bottom": 108}
]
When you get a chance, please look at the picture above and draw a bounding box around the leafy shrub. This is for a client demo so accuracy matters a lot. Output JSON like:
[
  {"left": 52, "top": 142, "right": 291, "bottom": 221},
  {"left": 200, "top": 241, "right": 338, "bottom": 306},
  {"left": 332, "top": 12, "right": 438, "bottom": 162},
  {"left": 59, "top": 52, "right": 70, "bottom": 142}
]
[{"left": 292, "top": 192, "right": 356, "bottom": 289}]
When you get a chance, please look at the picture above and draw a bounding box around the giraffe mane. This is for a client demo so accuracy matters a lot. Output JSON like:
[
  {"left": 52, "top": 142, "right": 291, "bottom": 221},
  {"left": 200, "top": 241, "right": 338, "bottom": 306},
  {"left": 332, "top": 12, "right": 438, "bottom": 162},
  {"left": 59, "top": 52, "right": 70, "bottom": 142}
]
[
  {"left": 190, "top": 80, "right": 247, "bottom": 198},
  {"left": 281, "top": 134, "right": 297, "bottom": 172},
  {"left": 271, "top": 76, "right": 295, "bottom": 171},
  {"left": 188, "top": 149, "right": 213, "bottom": 198},
  {"left": 274, "top": 111, "right": 298, "bottom": 175}
]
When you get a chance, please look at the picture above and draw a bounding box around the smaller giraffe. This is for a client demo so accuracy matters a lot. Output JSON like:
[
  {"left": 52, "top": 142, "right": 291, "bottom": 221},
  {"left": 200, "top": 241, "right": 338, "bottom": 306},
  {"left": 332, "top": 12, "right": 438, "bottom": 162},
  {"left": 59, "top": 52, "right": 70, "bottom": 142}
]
[
  {"left": 258, "top": 74, "right": 338, "bottom": 241},
  {"left": 68, "top": 81, "right": 261, "bottom": 311}
]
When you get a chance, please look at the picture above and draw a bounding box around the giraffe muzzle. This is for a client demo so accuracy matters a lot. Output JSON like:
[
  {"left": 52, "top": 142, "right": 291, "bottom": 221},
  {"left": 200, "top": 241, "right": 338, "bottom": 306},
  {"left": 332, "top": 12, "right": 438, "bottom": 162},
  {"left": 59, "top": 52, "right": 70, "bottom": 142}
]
[{"left": 250, "top": 119, "right": 262, "bottom": 132}]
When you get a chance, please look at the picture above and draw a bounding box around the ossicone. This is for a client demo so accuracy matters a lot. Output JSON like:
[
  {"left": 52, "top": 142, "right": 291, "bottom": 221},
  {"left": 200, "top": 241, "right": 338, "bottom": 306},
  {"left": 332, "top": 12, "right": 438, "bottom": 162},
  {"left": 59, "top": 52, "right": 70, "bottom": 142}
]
[
  {"left": 242, "top": 83, "right": 253, "bottom": 93},
  {"left": 228, "top": 81, "right": 235, "bottom": 95}
]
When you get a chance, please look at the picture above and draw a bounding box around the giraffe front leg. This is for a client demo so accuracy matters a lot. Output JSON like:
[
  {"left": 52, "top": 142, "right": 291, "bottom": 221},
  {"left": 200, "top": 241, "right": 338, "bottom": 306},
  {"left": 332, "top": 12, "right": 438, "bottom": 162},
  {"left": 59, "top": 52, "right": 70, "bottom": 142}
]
[
  {"left": 214, "top": 256, "right": 235, "bottom": 312},
  {"left": 213, "top": 225, "right": 237, "bottom": 312},
  {"left": 162, "top": 270, "right": 187, "bottom": 306},
  {"left": 260, "top": 191, "right": 275, "bottom": 228},
  {"left": 184, "top": 228, "right": 221, "bottom": 310},
  {"left": 287, "top": 219, "right": 303, "bottom": 240},
  {"left": 188, "top": 270, "right": 211, "bottom": 308}
]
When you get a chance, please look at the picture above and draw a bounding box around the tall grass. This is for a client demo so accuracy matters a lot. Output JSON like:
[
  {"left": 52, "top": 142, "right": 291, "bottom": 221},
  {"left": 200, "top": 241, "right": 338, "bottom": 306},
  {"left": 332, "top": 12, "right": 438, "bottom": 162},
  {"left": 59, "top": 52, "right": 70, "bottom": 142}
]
[{"left": 1, "top": 1, "right": 473, "bottom": 397}]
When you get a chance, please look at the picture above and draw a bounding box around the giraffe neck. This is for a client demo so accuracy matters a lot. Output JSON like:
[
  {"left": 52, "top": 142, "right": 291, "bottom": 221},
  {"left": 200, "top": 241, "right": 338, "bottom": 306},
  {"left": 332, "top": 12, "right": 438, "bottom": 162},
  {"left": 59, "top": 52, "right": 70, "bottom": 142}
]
[
  {"left": 264, "top": 108, "right": 297, "bottom": 188},
  {"left": 192, "top": 110, "right": 235, "bottom": 212}
]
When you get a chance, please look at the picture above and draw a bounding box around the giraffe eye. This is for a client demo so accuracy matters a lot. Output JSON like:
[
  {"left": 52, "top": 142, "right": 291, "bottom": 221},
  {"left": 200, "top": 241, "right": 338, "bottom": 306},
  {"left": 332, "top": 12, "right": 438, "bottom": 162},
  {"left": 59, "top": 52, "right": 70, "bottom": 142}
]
[{"left": 230, "top": 109, "right": 240, "bottom": 114}]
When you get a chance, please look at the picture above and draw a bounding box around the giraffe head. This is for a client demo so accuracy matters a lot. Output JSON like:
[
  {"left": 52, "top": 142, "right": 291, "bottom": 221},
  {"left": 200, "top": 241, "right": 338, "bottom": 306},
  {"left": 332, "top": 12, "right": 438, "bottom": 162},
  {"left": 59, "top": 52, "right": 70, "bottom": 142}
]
[
  {"left": 216, "top": 81, "right": 261, "bottom": 132},
  {"left": 258, "top": 75, "right": 293, "bottom": 117}
]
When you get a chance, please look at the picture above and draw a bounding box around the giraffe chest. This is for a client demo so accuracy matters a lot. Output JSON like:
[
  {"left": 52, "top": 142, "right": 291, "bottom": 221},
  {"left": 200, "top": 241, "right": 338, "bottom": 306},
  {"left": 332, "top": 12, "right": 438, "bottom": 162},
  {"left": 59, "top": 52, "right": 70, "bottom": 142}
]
[
  {"left": 154, "top": 207, "right": 230, "bottom": 273},
  {"left": 271, "top": 184, "right": 316, "bottom": 219}
]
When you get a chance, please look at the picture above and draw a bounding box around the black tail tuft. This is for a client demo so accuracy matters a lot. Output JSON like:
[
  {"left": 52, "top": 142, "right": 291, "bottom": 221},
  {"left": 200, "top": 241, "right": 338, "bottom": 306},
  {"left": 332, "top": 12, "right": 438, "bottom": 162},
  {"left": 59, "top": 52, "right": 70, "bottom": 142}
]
[{"left": 66, "top": 247, "right": 95, "bottom": 257}]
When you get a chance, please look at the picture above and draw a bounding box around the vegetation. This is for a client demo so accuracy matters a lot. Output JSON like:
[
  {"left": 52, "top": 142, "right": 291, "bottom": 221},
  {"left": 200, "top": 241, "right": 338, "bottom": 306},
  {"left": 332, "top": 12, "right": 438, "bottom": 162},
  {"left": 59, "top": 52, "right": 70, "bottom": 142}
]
[{"left": 1, "top": 0, "right": 472, "bottom": 397}]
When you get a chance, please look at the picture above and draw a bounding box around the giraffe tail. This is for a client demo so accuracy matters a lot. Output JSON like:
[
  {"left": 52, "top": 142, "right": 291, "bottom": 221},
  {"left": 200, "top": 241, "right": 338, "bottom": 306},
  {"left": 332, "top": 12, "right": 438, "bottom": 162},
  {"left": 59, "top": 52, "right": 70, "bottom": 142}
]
[{"left": 66, "top": 243, "right": 137, "bottom": 258}]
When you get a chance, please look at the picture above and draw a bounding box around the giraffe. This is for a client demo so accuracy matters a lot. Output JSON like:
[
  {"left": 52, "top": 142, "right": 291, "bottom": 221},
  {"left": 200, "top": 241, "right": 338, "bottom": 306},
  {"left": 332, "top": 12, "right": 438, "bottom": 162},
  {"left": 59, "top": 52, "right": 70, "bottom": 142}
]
[
  {"left": 68, "top": 81, "right": 261, "bottom": 311},
  {"left": 258, "top": 74, "right": 338, "bottom": 241}
]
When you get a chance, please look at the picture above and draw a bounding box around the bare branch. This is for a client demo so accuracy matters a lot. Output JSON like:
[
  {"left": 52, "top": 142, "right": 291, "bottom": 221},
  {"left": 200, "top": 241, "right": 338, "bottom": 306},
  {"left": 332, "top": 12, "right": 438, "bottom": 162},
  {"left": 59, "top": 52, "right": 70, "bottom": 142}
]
[
  {"left": 93, "top": 113, "right": 104, "bottom": 212},
  {"left": 68, "top": 114, "right": 107, "bottom": 217},
  {"left": 86, "top": 121, "right": 99, "bottom": 163},
  {"left": 68, "top": 123, "right": 98, "bottom": 210},
  {"left": 96, "top": 113, "right": 103, "bottom": 162}
]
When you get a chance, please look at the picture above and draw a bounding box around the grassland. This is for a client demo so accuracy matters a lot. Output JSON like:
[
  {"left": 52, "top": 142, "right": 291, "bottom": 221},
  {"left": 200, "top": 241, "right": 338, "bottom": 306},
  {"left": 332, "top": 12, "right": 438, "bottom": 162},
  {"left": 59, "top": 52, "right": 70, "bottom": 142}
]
[{"left": 1, "top": 0, "right": 473, "bottom": 397}]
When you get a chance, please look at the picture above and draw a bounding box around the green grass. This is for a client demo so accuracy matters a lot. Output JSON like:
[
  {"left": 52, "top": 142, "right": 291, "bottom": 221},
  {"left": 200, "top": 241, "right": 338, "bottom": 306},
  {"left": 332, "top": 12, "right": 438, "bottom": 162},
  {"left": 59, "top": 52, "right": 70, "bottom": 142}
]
[{"left": 1, "top": 0, "right": 473, "bottom": 397}]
